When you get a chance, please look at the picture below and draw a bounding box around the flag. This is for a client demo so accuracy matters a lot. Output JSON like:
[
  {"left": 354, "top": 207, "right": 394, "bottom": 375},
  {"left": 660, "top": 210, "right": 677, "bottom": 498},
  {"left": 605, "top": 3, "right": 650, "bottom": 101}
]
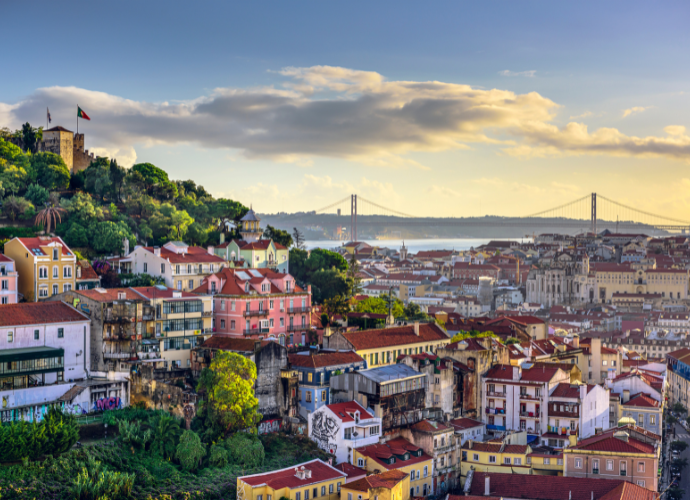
[
  {"left": 77, "top": 106, "right": 91, "bottom": 121},
  {"left": 47, "top": 108, "right": 51, "bottom": 124}
]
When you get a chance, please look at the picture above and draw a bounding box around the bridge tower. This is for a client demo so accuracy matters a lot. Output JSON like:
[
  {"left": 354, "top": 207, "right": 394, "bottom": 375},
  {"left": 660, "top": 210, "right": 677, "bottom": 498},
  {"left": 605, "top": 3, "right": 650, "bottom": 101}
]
[
  {"left": 351, "top": 194, "right": 358, "bottom": 241},
  {"left": 591, "top": 193, "right": 597, "bottom": 235}
]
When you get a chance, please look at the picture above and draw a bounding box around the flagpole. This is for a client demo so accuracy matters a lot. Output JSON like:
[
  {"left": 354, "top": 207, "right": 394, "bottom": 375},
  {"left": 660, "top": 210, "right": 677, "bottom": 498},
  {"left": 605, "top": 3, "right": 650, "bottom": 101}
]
[{"left": 77, "top": 105, "right": 78, "bottom": 135}]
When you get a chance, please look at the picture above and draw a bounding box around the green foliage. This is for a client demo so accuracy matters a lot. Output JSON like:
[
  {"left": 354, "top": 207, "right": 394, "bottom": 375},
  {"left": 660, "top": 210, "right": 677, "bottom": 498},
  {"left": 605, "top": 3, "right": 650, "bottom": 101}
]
[
  {"left": 504, "top": 337, "right": 521, "bottom": 345},
  {"left": 118, "top": 273, "right": 165, "bottom": 287},
  {"left": 21, "top": 122, "right": 39, "bottom": 154},
  {"left": 355, "top": 296, "right": 404, "bottom": 317},
  {"left": 209, "top": 443, "right": 229, "bottom": 468},
  {"left": 263, "top": 225, "right": 293, "bottom": 248},
  {"left": 671, "top": 440, "right": 688, "bottom": 452},
  {"left": 668, "top": 414, "right": 679, "bottom": 425},
  {"left": 2, "top": 195, "right": 32, "bottom": 221},
  {"left": 65, "top": 223, "right": 90, "bottom": 248},
  {"left": 403, "top": 302, "right": 428, "bottom": 320},
  {"left": 25, "top": 183, "right": 50, "bottom": 206},
  {"left": 450, "top": 330, "right": 498, "bottom": 342},
  {"left": 151, "top": 413, "right": 183, "bottom": 459},
  {"left": 672, "top": 457, "right": 688, "bottom": 470},
  {"left": 0, "top": 137, "right": 30, "bottom": 173},
  {"left": 672, "top": 402, "right": 687, "bottom": 414},
  {"left": 0, "top": 164, "right": 30, "bottom": 194},
  {"left": 0, "top": 407, "right": 78, "bottom": 462},
  {"left": 91, "top": 220, "right": 137, "bottom": 255},
  {"left": 176, "top": 430, "right": 206, "bottom": 471},
  {"left": 223, "top": 432, "right": 265, "bottom": 468},
  {"left": 71, "top": 454, "right": 135, "bottom": 500},
  {"left": 668, "top": 487, "right": 685, "bottom": 500},
  {"left": 84, "top": 158, "right": 113, "bottom": 201},
  {"left": 323, "top": 294, "right": 351, "bottom": 326},
  {"left": 292, "top": 227, "right": 305, "bottom": 249},
  {"left": 117, "top": 419, "right": 153, "bottom": 449},
  {"left": 31, "top": 152, "right": 71, "bottom": 190}
]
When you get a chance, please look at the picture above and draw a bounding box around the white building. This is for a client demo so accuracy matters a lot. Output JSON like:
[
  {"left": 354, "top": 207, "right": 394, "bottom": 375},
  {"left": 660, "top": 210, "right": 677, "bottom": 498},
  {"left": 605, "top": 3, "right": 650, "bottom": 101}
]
[
  {"left": 0, "top": 254, "right": 18, "bottom": 304},
  {"left": 0, "top": 302, "right": 129, "bottom": 422},
  {"left": 546, "top": 382, "right": 610, "bottom": 442},
  {"left": 308, "top": 400, "right": 382, "bottom": 465},
  {"left": 449, "top": 417, "right": 486, "bottom": 445}
]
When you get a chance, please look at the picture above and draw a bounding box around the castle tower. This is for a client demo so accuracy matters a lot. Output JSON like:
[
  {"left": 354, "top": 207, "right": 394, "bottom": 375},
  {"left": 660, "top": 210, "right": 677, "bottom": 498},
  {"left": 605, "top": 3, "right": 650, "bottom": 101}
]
[
  {"left": 240, "top": 207, "right": 262, "bottom": 243},
  {"left": 40, "top": 126, "right": 74, "bottom": 171}
]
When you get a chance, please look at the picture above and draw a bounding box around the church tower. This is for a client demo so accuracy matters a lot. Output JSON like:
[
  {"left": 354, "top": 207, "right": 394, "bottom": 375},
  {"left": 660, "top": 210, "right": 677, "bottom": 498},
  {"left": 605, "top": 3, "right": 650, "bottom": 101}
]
[
  {"left": 240, "top": 207, "right": 262, "bottom": 243},
  {"left": 400, "top": 241, "right": 408, "bottom": 261}
]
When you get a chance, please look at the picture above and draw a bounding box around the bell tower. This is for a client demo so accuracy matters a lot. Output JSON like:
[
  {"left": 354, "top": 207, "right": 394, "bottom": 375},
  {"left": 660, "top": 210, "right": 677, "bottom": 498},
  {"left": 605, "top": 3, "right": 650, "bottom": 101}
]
[{"left": 240, "top": 206, "right": 262, "bottom": 243}]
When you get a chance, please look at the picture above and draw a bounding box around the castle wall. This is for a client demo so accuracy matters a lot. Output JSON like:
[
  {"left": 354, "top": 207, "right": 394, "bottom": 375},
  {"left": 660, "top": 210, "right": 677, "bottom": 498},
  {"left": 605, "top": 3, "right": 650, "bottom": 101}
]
[
  {"left": 41, "top": 131, "right": 73, "bottom": 171},
  {"left": 72, "top": 133, "right": 95, "bottom": 172}
]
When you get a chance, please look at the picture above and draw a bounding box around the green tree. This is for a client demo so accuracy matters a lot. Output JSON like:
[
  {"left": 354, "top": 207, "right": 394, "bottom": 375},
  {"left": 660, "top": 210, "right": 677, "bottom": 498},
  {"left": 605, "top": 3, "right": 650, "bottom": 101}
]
[
  {"left": 151, "top": 413, "right": 182, "bottom": 459},
  {"left": 347, "top": 253, "right": 362, "bottom": 295},
  {"left": 355, "top": 296, "right": 404, "bottom": 317},
  {"left": 0, "top": 137, "right": 31, "bottom": 172},
  {"left": 186, "top": 222, "right": 210, "bottom": 246},
  {"left": 668, "top": 414, "right": 679, "bottom": 425},
  {"left": 21, "top": 122, "right": 39, "bottom": 153},
  {"left": 109, "top": 158, "right": 126, "bottom": 201},
  {"left": 403, "top": 302, "right": 428, "bottom": 320},
  {"left": 42, "top": 407, "right": 80, "bottom": 456},
  {"left": 672, "top": 457, "right": 688, "bottom": 471},
  {"left": 92, "top": 221, "right": 136, "bottom": 255},
  {"left": 176, "top": 430, "right": 206, "bottom": 471},
  {"left": 35, "top": 203, "right": 67, "bottom": 234},
  {"left": 25, "top": 183, "right": 49, "bottom": 206},
  {"left": 323, "top": 294, "right": 351, "bottom": 326},
  {"left": 223, "top": 432, "right": 265, "bottom": 467},
  {"left": 310, "top": 268, "right": 352, "bottom": 303},
  {"left": 65, "top": 223, "right": 89, "bottom": 248},
  {"left": 84, "top": 158, "right": 113, "bottom": 201},
  {"left": 31, "top": 152, "right": 70, "bottom": 190},
  {"left": 450, "top": 330, "right": 498, "bottom": 342},
  {"left": 672, "top": 402, "right": 687, "bottom": 414},
  {"left": 263, "top": 225, "right": 293, "bottom": 248},
  {"left": 61, "top": 192, "right": 104, "bottom": 229},
  {"left": 160, "top": 203, "right": 194, "bottom": 239},
  {"left": 671, "top": 440, "right": 688, "bottom": 453},
  {"left": 196, "top": 351, "right": 261, "bottom": 433},
  {"left": 209, "top": 443, "right": 229, "bottom": 467},
  {"left": 0, "top": 165, "right": 30, "bottom": 194},
  {"left": 2, "top": 195, "right": 32, "bottom": 221},
  {"left": 293, "top": 227, "right": 305, "bottom": 249},
  {"left": 504, "top": 337, "right": 521, "bottom": 345},
  {"left": 668, "top": 487, "right": 685, "bottom": 500}
]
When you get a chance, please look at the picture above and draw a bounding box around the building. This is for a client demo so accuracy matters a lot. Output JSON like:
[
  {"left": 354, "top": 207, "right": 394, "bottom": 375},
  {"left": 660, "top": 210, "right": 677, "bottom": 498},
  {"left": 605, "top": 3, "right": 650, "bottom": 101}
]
[
  {"left": 236, "top": 459, "right": 347, "bottom": 500},
  {"left": 398, "top": 353, "right": 456, "bottom": 416},
  {"left": 460, "top": 439, "right": 532, "bottom": 477},
  {"left": 546, "top": 383, "right": 610, "bottom": 440},
  {"left": 401, "top": 419, "right": 459, "bottom": 494},
  {"left": 307, "top": 400, "right": 382, "bottom": 465},
  {"left": 0, "top": 254, "right": 19, "bottom": 304},
  {"left": 462, "top": 471, "right": 658, "bottom": 500},
  {"left": 449, "top": 417, "right": 486, "bottom": 445},
  {"left": 563, "top": 425, "right": 661, "bottom": 491},
  {"left": 353, "top": 438, "right": 434, "bottom": 497},
  {"left": 340, "top": 470, "right": 409, "bottom": 500},
  {"left": 132, "top": 286, "right": 213, "bottom": 372},
  {"left": 330, "top": 364, "right": 429, "bottom": 431},
  {"left": 289, "top": 350, "right": 365, "bottom": 419},
  {"left": 606, "top": 371, "right": 663, "bottom": 434},
  {"left": 34, "top": 126, "right": 96, "bottom": 173},
  {"left": 216, "top": 238, "right": 289, "bottom": 274},
  {"left": 118, "top": 241, "right": 227, "bottom": 292},
  {"left": 0, "top": 302, "right": 128, "bottom": 421},
  {"left": 334, "top": 463, "right": 367, "bottom": 484},
  {"left": 75, "top": 261, "right": 101, "bottom": 290},
  {"left": 324, "top": 322, "right": 450, "bottom": 369},
  {"left": 4, "top": 236, "right": 76, "bottom": 302},
  {"left": 192, "top": 336, "right": 299, "bottom": 421},
  {"left": 194, "top": 267, "right": 313, "bottom": 344},
  {"left": 666, "top": 348, "right": 690, "bottom": 408}
]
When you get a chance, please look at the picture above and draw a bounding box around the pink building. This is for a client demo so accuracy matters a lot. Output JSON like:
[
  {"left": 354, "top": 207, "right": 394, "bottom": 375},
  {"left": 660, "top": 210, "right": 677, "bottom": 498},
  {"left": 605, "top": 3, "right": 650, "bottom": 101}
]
[
  {"left": 0, "top": 254, "right": 19, "bottom": 304},
  {"left": 193, "top": 268, "right": 313, "bottom": 345}
]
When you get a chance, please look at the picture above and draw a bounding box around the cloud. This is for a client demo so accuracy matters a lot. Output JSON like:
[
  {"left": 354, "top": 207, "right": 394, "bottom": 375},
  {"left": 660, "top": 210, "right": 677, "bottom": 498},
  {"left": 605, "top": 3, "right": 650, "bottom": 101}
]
[
  {"left": 622, "top": 106, "right": 650, "bottom": 118},
  {"left": 569, "top": 111, "right": 593, "bottom": 120},
  {"left": 499, "top": 70, "right": 537, "bottom": 77},
  {"left": 3, "top": 66, "right": 690, "bottom": 167},
  {"left": 428, "top": 185, "right": 460, "bottom": 197}
]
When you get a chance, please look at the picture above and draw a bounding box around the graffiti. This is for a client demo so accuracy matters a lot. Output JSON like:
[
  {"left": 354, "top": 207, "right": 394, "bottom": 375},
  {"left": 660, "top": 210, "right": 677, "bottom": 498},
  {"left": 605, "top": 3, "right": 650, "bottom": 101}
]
[
  {"left": 258, "top": 418, "right": 281, "bottom": 435},
  {"left": 93, "top": 397, "right": 122, "bottom": 411},
  {"left": 311, "top": 411, "right": 339, "bottom": 455},
  {"left": 68, "top": 403, "right": 88, "bottom": 415}
]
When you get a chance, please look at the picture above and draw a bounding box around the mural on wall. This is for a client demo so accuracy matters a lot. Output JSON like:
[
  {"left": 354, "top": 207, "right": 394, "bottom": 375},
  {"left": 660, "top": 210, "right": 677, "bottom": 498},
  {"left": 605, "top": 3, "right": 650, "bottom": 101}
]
[
  {"left": 93, "top": 397, "right": 123, "bottom": 411},
  {"left": 311, "top": 411, "right": 340, "bottom": 455},
  {"left": 258, "top": 418, "right": 282, "bottom": 435}
]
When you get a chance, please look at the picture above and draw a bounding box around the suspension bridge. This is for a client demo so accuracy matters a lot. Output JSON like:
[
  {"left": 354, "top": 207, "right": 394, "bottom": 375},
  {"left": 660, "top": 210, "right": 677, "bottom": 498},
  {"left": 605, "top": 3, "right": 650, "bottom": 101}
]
[{"left": 312, "top": 193, "right": 690, "bottom": 240}]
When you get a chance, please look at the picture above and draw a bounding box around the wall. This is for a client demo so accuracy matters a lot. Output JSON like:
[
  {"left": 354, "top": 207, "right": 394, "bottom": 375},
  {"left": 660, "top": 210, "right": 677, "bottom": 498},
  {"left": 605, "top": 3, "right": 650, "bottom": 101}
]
[
  {"left": 255, "top": 342, "right": 290, "bottom": 418},
  {"left": 564, "top": 452, "right": 658, "bottom": 491}
]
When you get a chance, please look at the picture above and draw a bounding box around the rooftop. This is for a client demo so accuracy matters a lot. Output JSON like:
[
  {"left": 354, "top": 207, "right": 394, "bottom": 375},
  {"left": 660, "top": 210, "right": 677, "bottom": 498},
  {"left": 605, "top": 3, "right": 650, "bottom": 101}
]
[
  {"left": 238, "top": 459, "right": 346, "bottom": 490},
  {"left": 288, "top": 350, "right": 364, "bottom": 369},
  {"left": 359, "top": 364, "right": 425, "bottom": 384},
  {"left": 344, "top": 470, "right": 408, "bottom": 492},
  {"left": 341, "top": 323, "right": 448, "bottom": 350},
  {"left": 0, "top": 302, "right": 87, "bottom": 327}
]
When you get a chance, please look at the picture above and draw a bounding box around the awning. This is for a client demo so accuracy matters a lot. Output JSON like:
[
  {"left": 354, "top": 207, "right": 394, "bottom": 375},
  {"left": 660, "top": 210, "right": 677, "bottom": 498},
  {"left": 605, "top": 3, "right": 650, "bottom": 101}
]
[{"left": 0, "top": 346, "right": 64, "bottom": 363}]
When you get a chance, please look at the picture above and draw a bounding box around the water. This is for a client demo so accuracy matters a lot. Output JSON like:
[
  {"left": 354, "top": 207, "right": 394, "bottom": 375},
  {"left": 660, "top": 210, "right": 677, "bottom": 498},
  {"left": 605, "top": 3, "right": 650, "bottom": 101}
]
[{"left": 304, "top": 238, "right": 522, "bottom": 253}]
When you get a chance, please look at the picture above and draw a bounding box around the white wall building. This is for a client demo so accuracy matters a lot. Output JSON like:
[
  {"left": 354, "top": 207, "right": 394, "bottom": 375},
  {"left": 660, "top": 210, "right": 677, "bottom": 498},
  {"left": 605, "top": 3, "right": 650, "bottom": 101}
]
[
  {"left": 546, "top": 383, "right": 610, "bottom": 442},
  {"left": 308, "top": 400, "right": 382, "bottom": 465}
]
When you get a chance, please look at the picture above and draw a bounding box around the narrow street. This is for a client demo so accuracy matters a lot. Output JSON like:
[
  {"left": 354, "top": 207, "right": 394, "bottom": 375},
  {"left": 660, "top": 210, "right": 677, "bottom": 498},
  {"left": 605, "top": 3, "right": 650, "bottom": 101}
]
[{"left": 667, "top": 421, "right": 690, "bottom": 499}]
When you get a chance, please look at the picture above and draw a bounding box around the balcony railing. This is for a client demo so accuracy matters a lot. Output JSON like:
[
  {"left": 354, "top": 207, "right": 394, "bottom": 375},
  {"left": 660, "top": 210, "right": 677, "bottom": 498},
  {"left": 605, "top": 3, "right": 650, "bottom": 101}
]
[
  {"left": 244, "top": 327, "right": 270, "bottom": 335},
  {"left": 243, "top": 309, "right": 269, "bottom": 317},
  {"left": 103, "top": 352, "right": 132, "bottom": 359},
  {"left": 486, "top": 407, "right": 506, "bottom": 414},
  {"left": 519, "top": 393, "right": 542, "bottom": 401},
  {"left": 519, "top": 411, "right": 540, "bottom": 418},
  {"left": 287, "top": 324, "right": 309, "bottom": 332},
  {"left": 487, "top": 391, "right": 506, "bottom": 397},
  {"left": 287, "top": 307, "right": 311, "bottom": 314},
  {"left": 202, "top": 310, "right": 213, "bottom": 317}
]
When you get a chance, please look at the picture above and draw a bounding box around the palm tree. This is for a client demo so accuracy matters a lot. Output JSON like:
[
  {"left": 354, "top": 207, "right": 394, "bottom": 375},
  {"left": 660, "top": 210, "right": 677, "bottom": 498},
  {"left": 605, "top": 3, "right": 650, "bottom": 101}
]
[
  {"left": 35, "top": 203, "right": 66, "bottom": 234},
  {"left": 151, "top": 413, "right": 182, "bottom": 459}
]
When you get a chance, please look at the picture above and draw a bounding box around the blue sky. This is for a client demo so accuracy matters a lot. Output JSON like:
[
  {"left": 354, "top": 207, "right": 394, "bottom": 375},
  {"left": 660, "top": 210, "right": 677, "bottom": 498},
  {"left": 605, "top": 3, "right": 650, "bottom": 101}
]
[{"left": 2, "top": 1, "right": 690, "bottom": 218}]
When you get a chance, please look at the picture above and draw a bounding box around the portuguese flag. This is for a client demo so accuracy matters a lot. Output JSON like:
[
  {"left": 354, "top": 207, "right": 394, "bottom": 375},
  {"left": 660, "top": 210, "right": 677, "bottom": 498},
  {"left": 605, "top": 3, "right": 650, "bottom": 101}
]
[{"left": 77, "top": 106, "right": 91, "bottom": 121}]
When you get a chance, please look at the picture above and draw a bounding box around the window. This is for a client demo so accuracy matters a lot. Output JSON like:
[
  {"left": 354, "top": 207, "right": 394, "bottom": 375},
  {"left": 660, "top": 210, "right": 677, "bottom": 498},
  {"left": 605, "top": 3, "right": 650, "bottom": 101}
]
[
  {"left": 231, "top": 320, "right": 235, "bottom": 330},
  {"left": 544, "top": 458, "right": 550, "bottom": 465},
  {"left": 358, "top": 458, "right": 364, "bottom": 467},
  {"left": 637, "top": 462, "right": 645, "bottom": 473},
  {"left": 636, "top": 481, "right": 645, "bottom": 487},
  {"left": 650, "top": 415, "right": 656, "bottom": 425},
  {"left": 488, "top": 456, "right": 496, "bottom": 464},
  {"left": 304, "top": 490, "right": 309, "bottom": 500},
  {"left": 322, "top": 390, "right": 327, "bottom": 400},
  {"left": 592, "top": 459, "right": 599, "bottom": 474},
  {"left": 423, "top": 465, "right": 428, "bottom": 477},
  {"left": 63, "top": 266, "right": 72, "bottom": 278},
  {"left": 321, "top": 487, "right": 326, "bottom": 496},
  {"left": 39, "top": 267, "right": 48, "bottom": 279},
  {"left": 53, "top": 266, "right": 59, "bottom": 278},
  {"left": 473, "top": 453, "right": 479, "bottom": 461},
  {"left": 7, "top": 331, "right": 13, "bottom": 343},
  {"left": 188, "top": 280, "right": 193, "bottom": 289},
  {"left": 638, "top": 414, "right": 644, "bottom": 425},
  {"left": 296, "top": 494, "right": 301, "bottom": 500},
  {"left": 258, "top": 496, "right": 263, "bottom": 500},
  {"left": 347, "top": 494, "right": 352, "bottom": 500},
  {"left": 344, "top": 428, "right": 351, "bottom": 440},
  {"left": 337, "top": 483, "right": 341, "bottom": 492},
  {"left": 161, "top": 263, "right": 165, "bottom": 274},
  {"left": 620, "top": 461, "right": 627, "bottom": 476},
  {"left": 144, "top": 263, "right": 148, "bottom": 273},
  {"left": 221, "top": 319, "right": 226, "bottom": 329},
  {"left": 313, "top": 488, "right": 318, "bottom": 498},
  {"left": 1, "top": 280, "right": 7, "bottom": 290},
  {"left": 514, "top": 457, "right": 522, "bottom": 465},
  {"left": 39, "top": 287, "right": 48, "bottom": 297},
  {"left": 504, "top": 457, "right": 511, "bottom": 465},
  {"left": 370, "top": 426, "right": 379, "bottom": 436},
  {"left": 53, "top": 248, "right": 59, "bottom": 260},
  {"left": 306, "top": 392, "right": 312, "bottom": 403},
  {"left": 57, "top": 328, "right": 64, "bottom": 338},
  {"left": 63, "top": 283, "right": 71, "bottom": 292},
  {"left": 329, "top": 485, "right": 333, "bottom": 494},
  {"left": 34, "top": 330, "right": 39, "bottom": 340},
  {"left": 575, "top": 458, "right": 582, "bottom": 469},
  {"left": 52, "top": 284, "right": 59, "bottom": 295}
]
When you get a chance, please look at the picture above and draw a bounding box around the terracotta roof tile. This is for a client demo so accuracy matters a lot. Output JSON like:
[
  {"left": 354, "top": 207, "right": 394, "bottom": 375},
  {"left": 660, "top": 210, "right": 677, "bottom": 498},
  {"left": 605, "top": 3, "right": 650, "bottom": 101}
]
[
  {"left": 239, "top": 459, "right": 346, "bottom": 489},
  {"left": 342, "top": 323, "right": 448, "bottom": 350},
  {"left": 356, "top": 438, "right": 429, "bottom": 470},
  {"left": 622, "top": 393, "right": 659, "bottom": 408},
  {"left": 74, "top": 288, "right": 143, "bottom": 302},
  {"left": 326, "top": 401, "right": 374, "bottom": 422},
  {"left": 288, "top": 351, "right": 364, "bottom": 369},
  {"left": 0, "top": 302, "right": 87, "bottom": 327},
  {"left": 345, "top": 470, "right": 408, "bottom": 492},
  {"left": 411, "top": 419, "right": 450, "bottom": 432},
  {"left": 449, "top": 417, "right": 484, "bottom": 431},
  {"left": 142, "top": 245, "right": 226, "bottom": 264},
  {"left": 15, "top": 236, "right": 72, "bottom": 256},
  {"left": 76, "top": 261, "right": 99, "bottom": 281},
  {"left": 334, "top": 462, "right": 366, "bottom": 478}
]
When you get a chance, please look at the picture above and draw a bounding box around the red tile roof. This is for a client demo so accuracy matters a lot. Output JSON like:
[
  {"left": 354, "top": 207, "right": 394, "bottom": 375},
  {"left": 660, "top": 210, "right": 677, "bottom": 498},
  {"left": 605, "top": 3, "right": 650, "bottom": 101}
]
[
  {"left": 341, "top": 323, "right": 448, "bottom": 350},
  {"left": 467, "top": 472, "right": 650, "bottom": 500},
  {"left": 131, "top": 287, "right": 200, "bottom": 299},
  {"left": 411, "top": 419, "right": 450, "bottom": 433},
  {"left": 239, "top": 459, "right": 346, "bottom": 489},
  {"left": 344, "top": 470, "right": 408, "bottom": 492},
  {"left": 142, "top": 245, "right": 226, "bottom": 264},
  {"left": 598, "top": 482, "right": 659, "bottom": 500},
  {"left": 326, "top": 401, "right": 374, "bottom": 422},
  {"left": 356, "top": 438, "right": 429, "bottom": 470},
  {"left": 572, "top": 428, "right": 656, "bottom": 454},
  {"left": 550, "top": 383, "right": 595, "bottom": 399},
  {"left": 449, "top": 417, "right": 484, "bottom": 431},
  {"left": 74, "top": 288, "right": 144, "bottom": 302},
  {"left": 0, "top": 302, "right": 87, "bottom": 327},
  {"left": 334, "top": 462, "right": 366, "bottom": 478},
  {"left": 0, "top": 253, "right": 13, "bottom": 263},
  {"left": 76, "top": 261, "right": 99, "bottom": 281},
  {"left": 622, "top": 393, "right": 659, "bottom": 408},
  {"left": 15, "top": 236, "right": 72, "bottom": 256},
  {"left": 289, "top": 351, "right": 364, "bottom": 369}
]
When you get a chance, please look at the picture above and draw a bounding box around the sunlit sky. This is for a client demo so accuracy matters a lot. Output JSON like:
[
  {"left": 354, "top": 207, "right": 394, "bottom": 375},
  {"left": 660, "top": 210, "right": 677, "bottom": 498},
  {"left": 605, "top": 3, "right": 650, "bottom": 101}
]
[{"left": 2, "top": 1, "right": 690, "bottom": 219}]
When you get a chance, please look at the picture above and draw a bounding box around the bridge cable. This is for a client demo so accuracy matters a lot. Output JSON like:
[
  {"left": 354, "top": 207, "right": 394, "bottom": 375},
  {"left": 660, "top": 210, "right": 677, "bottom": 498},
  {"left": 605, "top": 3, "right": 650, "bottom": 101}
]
[
  {"left": 597, "top": 195, "right": 690, "bottom": 225},
  {"left": 314, "top": 196, "right": 352, "bottom": 214},
  {"left": 356, "top": 196, "right": 415, "bottom": 218}
]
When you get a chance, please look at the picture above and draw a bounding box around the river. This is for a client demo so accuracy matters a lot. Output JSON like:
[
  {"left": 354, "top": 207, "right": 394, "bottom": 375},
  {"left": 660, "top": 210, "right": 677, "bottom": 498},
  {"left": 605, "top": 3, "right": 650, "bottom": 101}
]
[{"left": 304, "top": 237, "right": 524, "bottom": 253}]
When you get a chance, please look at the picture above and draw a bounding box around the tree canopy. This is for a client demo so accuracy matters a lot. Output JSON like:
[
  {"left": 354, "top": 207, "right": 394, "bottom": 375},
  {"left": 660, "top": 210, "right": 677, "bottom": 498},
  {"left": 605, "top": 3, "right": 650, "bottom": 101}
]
[{"left": 263, "top": 225, "right": 293, "bottom": 248}]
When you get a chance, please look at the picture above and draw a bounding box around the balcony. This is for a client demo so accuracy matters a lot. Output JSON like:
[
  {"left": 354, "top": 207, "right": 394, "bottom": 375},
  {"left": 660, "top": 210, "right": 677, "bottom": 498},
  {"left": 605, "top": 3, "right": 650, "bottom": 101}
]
[
  {"left": 287, "top": 306, "right": 311, "bottom": 314},
  {"left": 202, "top": 310, "right": 213, "bottom": 317},
  {"left": 243, "top": 309, "right": 269, "bottom": 318},
  {"left": 519, "top": 411, "right": 540, "bottom": 418},
  {"left": 486, "top": 407, "right": 505, "bottom": 414},
  {"left": 287, "top": 324, "right": 309, "bottom": 332},
  {"left": 103, "top": 309, "right": 135, "bottom": 323},
  {"left": 487, "top": 391, "right": 506, "bottom": 398},
  {"left": 244, "top": 327, "right": 270, "bottom": 335},
  {"left": 103, "top": 352, "right": 132, "bottom": 360},
  {"left": 519, "top": 393, "right": 542, "bottom": 401},
  {"left": 434, "top": 444, "right": 453, "bottom": 454}
]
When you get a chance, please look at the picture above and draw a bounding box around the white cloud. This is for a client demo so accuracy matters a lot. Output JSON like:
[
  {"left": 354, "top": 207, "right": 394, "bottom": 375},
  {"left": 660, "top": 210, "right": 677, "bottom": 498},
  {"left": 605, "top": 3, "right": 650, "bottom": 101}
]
[
  {"left": 569, "top": 111, "right": 593, "bottom": 120},
  {"left": 499, "top": 70, "right": 537, "bottom": 77},
  {"left": 622, "top": 106, "right": 650, "bottom": 118},
  {"left": 3, "top": 67, "right": 690, "bottom": 167},
  {"left": 428, "top": 185, "right": 460, "bottom": 197}
]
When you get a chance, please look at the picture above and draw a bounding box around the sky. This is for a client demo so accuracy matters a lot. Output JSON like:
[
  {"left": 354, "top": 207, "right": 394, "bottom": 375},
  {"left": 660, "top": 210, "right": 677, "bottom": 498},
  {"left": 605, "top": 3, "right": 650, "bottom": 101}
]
[{"left": 2, "top": 1, "right": 690, "bottom": 220}]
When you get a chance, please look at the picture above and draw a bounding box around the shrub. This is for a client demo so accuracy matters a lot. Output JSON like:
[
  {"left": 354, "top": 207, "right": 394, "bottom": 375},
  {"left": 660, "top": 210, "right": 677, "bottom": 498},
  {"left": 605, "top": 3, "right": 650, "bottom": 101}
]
[
  {"left": 176, "top": 430, "right": 206, "bottom": 471},
  {"left": 209, "top": 443, "right": 229, "bottom": 468}
]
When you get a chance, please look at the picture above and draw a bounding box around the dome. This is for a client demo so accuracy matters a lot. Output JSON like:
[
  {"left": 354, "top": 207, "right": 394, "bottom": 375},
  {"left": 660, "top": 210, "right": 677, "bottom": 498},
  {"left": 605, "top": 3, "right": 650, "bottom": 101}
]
[{"left": 241, "top": 208, "right": 260, "bottom": 222}]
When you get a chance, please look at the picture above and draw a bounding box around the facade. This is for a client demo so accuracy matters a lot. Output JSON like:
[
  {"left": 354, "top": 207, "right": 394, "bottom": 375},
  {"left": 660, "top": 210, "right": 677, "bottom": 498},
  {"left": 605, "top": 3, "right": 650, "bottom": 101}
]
[
  {"left": 324, "top": 323, "right": 450, "bottom": 369},
  {"left": 237, "top": 459, "right": 347, "bottom": 500},
  {"left": 307, "top": 400, "right": 382, "bottom": 465},
  {"left": 353, "top": 438, "right": 434, "bottom": 497},
  {"left": 4, "top": 237, "right": 76, "bottom": 302},
  {"left": 38, "top": 126, "right": 96, "bottom": 173},
  {"left": 666, "top": 348, "right": 690, "bottom": 408},
  {"left": 0, "top": 302, "right": 128, "bottom": 421},
  {"left": 119, "top": 241, "right": 228, "bottom": 291},
  {"left": 0, "top": 254, "right": 19, "bottom": 304},
  {"left": 563, "top": 426, "right": 661, "bottom": 491},
  {"left": 194, "top": 267, "right": 313, "bottom": 344},
  {"left": 606, "top": 371, "right": 664, "bottom": 435},
  {"left": 398, "top": 354, "right": 456, "bottom": 416},
  {"left": 402, "top": 419, "right": 459, "bottom": 494},
  {"left": 340, "top": 470, "right": 409, "bottom": 500},
  {"left": 619, "top": 393, "right": 662, "bottom": 435},
  {"left": 289, "top": 350, "right": 365, "bottom": 419},
  {"left": 547, "top": 383, "right": 610, "bottom": 440},
  {"left": 75, "top": 261, "right": 101, "bottom": 290},
  {"left": 216, "top": 239, "right": 289, "bottom": 274},
  {"left": 460, "top": 440, "right": 532, "bottom": 477},
  {"left": 449, "top": 417, "right": 486, "bottom": 445}
]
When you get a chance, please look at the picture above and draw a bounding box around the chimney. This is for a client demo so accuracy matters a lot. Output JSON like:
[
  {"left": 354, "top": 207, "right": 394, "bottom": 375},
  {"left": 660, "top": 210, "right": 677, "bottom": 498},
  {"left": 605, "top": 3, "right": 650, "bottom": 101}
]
[
  {"left": 413, "top": 321, "right": 420, "bottom": 336},
  {"left": 572, "top": 335, "right": 579, "bottom": 349},
  {"left": 154, "top": 246, "right": 161, "bottom": 257},
  {"left": 513, "top": 366, "right": 520, "bottom": 381},
  {"left": 622, "top": 389, "right": 630, "bottom": 403},
  {"left": 208, "top": 246, "right": 215, "bottom": 255},
  {"left": 468, "top": 439, "right": 473, "bottom": 449},
  {"left": 484, "top": 476, "right": 490, "bottom": 496}
]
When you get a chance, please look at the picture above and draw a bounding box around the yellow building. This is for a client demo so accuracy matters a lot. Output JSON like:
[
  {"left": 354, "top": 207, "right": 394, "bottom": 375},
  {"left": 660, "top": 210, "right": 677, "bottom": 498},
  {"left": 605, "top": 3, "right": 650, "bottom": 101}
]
[
  {"left": 460, "top": 440, "right": 532, "bottom": 477},
  {"left": 527, "top": 451, "right": 564, "bottom": 476},
  {"left": 324, "top": 323, "right": 450, "bottom": 369},
  {"left": 353, "top": 438, "right": 435, "bottom": 497},
  {"left": 132, "top": 286, "right": 213, "bottom": 371},
  {"left": 237, "top": 459, "right": 347, "bottom": 500},
  {"left": 586, "top": 264, "right": 689, "bottom": 302},
  {"left": 5, "top": 236, "right": 76, "bottom": 302},
  {"left": 341, "top": 470, "right": 409, "bottom": 500}
]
